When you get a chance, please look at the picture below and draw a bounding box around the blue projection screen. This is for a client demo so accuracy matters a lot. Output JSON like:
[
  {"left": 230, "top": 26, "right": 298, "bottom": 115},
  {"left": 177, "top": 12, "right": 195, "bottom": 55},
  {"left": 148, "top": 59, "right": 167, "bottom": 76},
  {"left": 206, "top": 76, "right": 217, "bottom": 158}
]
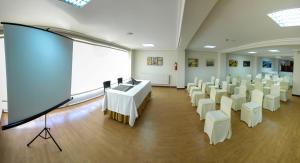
[{"left": 3, "top": 23, "right": 73, "bottom": 126}]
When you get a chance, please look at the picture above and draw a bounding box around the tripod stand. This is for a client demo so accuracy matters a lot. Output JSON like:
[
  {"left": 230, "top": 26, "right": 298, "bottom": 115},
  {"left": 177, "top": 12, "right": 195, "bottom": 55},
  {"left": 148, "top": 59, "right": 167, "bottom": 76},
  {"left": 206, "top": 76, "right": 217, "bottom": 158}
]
[{"left": 27, "top": 114, "right": 62, "bottom": 151}]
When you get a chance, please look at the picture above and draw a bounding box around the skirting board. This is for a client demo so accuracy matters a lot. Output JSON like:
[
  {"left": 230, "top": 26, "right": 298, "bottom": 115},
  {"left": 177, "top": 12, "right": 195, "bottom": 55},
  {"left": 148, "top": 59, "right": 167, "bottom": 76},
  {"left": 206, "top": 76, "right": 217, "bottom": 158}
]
[{"left": 292, "top": 94, "right": 300, "bottom": 97}]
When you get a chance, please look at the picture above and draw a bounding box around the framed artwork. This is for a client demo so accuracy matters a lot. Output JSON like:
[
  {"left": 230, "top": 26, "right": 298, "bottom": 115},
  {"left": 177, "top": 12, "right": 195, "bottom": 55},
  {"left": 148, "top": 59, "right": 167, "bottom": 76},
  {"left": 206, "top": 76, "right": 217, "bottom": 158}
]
[
  {"left": 262, "top": 60, "right": 272, "bottom": 68},
  {"left": 243, "top": 61, "right": 250, "bottom": 67},
  {"left": 188, "top": 58, "right": 199, "bottom": 67},
  {"left": 206, "top": 59, "right": 215, "bottom": 67},
  {"left": 280, "top": 60, "right": 293, "bottom": 72},
  {"left": 229, "top": 59, "right": 238, "bottom": 67},
  {"left": 147, "top": 57, "right": 163, "bottom": 66}
]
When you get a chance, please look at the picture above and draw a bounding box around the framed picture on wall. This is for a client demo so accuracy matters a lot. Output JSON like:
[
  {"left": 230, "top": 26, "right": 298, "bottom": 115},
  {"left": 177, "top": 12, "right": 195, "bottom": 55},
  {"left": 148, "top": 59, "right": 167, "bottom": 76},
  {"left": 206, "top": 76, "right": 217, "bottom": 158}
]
[
  {"left": 147, "top": 57, "right": 163, "bottom": 66},
  {"left": 280, "top": 60, "right": 293, "bottom": 72},
  {"left": 157, "top": 57, "right": 163, "bottom": 65},
  {"left": 188, "top": 58, "right": 199, "bottom": 67},
  {"left": 229, "top": 59, "right": 238, "bottom": 67},
  {"left": 206, "top": 59, "right": 215, "bottom": 67},
  {"left": 147, "top": 57, "right": 152, "bottom": 65},
  {"left": 262, "top": 60, "right": 272, "bottom": 68},
  {"left": 243, "top": 61, "right": 250, "bottom": 67}
]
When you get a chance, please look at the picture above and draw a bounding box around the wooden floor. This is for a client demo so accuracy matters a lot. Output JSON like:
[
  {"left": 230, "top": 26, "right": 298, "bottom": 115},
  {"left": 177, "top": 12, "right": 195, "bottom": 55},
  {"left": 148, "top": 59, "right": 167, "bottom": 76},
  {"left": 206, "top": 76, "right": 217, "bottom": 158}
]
[{"left": 1, "top": 87, "right": 300, "bottom": 163}]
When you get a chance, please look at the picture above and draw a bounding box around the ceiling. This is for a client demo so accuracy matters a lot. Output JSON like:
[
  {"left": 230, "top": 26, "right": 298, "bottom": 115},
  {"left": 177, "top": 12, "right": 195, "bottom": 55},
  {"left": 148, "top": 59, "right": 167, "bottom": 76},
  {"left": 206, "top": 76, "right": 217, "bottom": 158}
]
[
  {"left": 188, "top": 0, "right": 300, "bottom": 53},
  {"left": 0, "top": 0, "right": 181, "bottom": 50},
  {"left": 230, "top": 45, "right": 300, "bottom": 59}
]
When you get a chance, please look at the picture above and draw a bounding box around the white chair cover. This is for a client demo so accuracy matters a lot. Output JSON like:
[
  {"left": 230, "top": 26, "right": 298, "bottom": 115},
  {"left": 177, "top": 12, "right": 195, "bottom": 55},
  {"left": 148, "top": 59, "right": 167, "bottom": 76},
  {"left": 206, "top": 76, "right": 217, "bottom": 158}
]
[
  {"left": 241, "top": 89, "right": 263, "bottom": 127},
  {"left": 231, "top": 86, "right": 247, "bottom": 111},
  {"left": 189, "top": 80, "right": 202, "bottom": 96},
  {"left": 228, "top": 78, "right": 237, "bottom": 95},
  {"left": 187, "top": 77, "right": 198, "bottom": 92},
  {"left": 191, "top": 83, "right": 206, "bottom": 107},
  {"left": 234, "top": 80, "right": 246, "bottom": 95},
  {"left": 204, "top": 96, "right": 232, "bottom": 145},
  {"left": 280, "top": 81, "right": 289, "bottom": 102},
  {"left": 263, "top": 85, "right": 280, "bottom": 111},
  {"left": 215, "top": 81, "right": 228, "bottom": 104},
  {"left": 197, "top": 87, "right": 216, "bottom": 120},
  {"left": 207, "top": 78, "right": 220, "bottom": 95}
]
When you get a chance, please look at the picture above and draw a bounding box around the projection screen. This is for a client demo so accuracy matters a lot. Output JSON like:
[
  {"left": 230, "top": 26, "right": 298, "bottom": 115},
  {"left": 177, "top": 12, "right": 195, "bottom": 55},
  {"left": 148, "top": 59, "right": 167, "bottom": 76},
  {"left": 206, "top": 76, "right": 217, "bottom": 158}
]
[{"left": 2, "top": 23, "right": 73, "bottom": 129}]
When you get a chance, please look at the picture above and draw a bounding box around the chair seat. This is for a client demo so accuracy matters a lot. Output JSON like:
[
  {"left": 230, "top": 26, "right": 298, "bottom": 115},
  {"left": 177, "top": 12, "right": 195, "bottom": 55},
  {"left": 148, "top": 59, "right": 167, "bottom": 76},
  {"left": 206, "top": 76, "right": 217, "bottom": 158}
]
[
  {"left": 265, "top": 94, "right": 278, "bottom": 99},
  {"left": 231, "top": 94, "right": 242, "bottom": 100},
  {"left": 243, "top": 102, "right": 260, "bottom": 110},
  {"left": 199, "top": 99, "right": 214, "bottom": 104},
  {"left": 206, "top": 111, "right": 228, "bottom": 122}
]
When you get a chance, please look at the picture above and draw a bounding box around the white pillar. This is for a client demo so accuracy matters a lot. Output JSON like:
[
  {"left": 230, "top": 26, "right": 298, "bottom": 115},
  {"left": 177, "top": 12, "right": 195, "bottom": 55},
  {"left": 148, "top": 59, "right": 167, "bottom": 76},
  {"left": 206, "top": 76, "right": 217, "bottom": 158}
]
[
  {"left": 176, "top": 49, "right": 186, "bottom": 88},
  {"left": 217, "top": 53, "right": 227, "bottom": 81},
  {"left": 292, "top": 51, "right": 300, "bottom": 96}
]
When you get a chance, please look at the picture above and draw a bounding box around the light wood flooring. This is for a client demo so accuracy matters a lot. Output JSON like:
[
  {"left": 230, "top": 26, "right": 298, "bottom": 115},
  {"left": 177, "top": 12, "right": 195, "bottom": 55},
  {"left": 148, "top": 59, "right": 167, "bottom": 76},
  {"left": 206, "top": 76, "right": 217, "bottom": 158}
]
[{"left": 1, "top": 87, "right": 300, "bottom": 163}]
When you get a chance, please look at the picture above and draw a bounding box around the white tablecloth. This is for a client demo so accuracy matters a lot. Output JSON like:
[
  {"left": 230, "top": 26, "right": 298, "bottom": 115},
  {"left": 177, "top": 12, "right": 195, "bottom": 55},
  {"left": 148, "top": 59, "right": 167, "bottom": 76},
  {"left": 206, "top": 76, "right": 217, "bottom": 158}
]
[{"left": 102, "top": 80, "right": 151, "bottom": 127}]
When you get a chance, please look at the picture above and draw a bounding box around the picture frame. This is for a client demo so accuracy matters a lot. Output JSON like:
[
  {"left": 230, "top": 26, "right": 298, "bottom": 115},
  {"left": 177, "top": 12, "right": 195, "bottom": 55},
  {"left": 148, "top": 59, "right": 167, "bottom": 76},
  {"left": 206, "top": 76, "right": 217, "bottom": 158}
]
[
  {"left": 262, "top": 60, "right": 272, "bottom": 68},
  {"left": 147, "top": 57, "right": 163, "bottom": 66},
  {"left": 243, "top": 61, "right": 250, "bottom": 67},
  {"left": 206, "top": 59, "right": 215, "bottom": 67},
  {"left": 229, "top": 59, "right": 238, "bottom": 67},
  {"left": 188, "top": 58, "right": 199, "bottom": 67}
]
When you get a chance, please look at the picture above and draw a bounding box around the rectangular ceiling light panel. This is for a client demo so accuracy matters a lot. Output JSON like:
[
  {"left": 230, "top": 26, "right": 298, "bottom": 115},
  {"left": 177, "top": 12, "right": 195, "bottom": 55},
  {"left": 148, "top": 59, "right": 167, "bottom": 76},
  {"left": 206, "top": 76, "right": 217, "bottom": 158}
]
[
  {"left": 60, "top": 0, "right": 91, "bottom": 8},
  {"left": 268, "top": 8, "right": 300, "bottom": 27}
]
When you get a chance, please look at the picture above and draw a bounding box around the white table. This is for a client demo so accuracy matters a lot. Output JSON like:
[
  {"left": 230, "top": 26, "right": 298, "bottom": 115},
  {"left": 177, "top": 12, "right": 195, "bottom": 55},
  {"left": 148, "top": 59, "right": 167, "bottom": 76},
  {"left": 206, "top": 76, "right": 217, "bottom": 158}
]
[{"left": 102, "top": 80, "right": 151, "bottom": 127}]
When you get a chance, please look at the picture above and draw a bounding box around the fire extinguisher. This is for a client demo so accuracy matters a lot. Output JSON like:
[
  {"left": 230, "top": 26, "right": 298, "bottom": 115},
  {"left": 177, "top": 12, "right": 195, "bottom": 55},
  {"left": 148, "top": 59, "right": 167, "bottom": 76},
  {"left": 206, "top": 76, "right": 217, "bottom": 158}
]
[{"left": 174, "top": 62, "right": 178, "bottom": 71}]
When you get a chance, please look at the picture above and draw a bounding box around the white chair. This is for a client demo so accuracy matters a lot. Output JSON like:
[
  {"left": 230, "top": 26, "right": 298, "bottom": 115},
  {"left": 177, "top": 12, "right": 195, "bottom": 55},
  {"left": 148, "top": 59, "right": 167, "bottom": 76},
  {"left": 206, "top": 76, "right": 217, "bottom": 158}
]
[
  {"left": 263, "top": 80, "right": 273, "bottom": 95},
  {"left": 231, "top": 86, "right": 246, "bottom": 111},
  {"left": 280, "top": 81, "right": 289, "bottom": 102},
  {"left": 191, "top": 83, "right": 206, "bottom": 107},
  {"left": 228, "top": 77, "right": 237, "bottom": 95},
  {"left": 234, "top": 80, "right": 246, "bottom": 95},
  {"left": 215, "top": 81, "right": 228, "bottom": 104},
  {"left": 226, "top": 76, "right": 231, "bottom": 84},
  {"left": 189, "top": 80, "right": 202, "bottom": 96},
  {"left": 263, "top": 85, "right": 280, "bottom": 112},
  {"left": 241, "top": 89, "right": 264, "bottom": 127},
  {"left": 204, "top": 96, "right": 233, "bottom": 145},
  {"left": 197, "top": 87, "right": 216, "bottom": 120},
  {"left": 208, "top": 78, "right": 220, "bottom": 95},
  {"left": 187, "top": 77, "right": 198, "bottom": 92},
  {"left": 206, "top": 76, "right": 215, "bottom": 86}
]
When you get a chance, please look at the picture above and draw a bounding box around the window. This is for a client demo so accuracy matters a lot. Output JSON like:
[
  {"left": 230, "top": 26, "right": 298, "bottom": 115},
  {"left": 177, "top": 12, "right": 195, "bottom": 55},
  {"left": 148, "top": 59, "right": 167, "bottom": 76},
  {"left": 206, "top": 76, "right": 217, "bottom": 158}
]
[{"left": 71, "top": 41, "right": 131, "bottom": 95}]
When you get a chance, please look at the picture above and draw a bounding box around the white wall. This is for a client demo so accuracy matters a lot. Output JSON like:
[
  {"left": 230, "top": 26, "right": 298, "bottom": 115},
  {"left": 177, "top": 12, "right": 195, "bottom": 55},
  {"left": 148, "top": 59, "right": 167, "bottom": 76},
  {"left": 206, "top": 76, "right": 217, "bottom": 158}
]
[
  {"left": 185, "top": 51, "right": 218, "bottom": 83},
  {"left": 227, "top": 54, "right": 255, "bottom": 79},
  {"left": 293, "top": 51, "right": 300, "bottom": 95},
  {"left": 132, "top": 50, "right": 178, "bottom": 87}
]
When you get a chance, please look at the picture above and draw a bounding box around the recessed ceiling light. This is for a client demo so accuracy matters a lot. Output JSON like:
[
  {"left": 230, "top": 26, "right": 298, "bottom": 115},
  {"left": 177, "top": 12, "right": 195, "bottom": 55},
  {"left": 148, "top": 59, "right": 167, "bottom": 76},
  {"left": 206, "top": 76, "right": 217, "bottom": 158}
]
[
  {"left": 248, "top": 51, "right": 257, "bottom": 54},
  {"left": 268, "top": 49, "right": 280, "bottom": 52},
  {"left": 204, "top": 45, "right": 216, "bottom": 49},
  {"left": 127, "top": 32, "right": 134, "bottom": 35},
  {"left": 142, "top": 44, "right": 154, "bottom": 47},
  {"left": 60, "top": 0, "right": 91, "bottom": 8},
  {"left": 268, "top": 8, "right": 300, "bottom": 27}
]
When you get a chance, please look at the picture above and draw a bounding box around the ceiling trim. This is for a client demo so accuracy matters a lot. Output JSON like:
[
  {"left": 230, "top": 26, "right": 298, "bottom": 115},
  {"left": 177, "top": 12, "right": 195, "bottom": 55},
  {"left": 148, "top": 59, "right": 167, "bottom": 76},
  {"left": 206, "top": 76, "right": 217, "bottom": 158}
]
[{"left": 221, "top": 37, "right": 300, "bottom": 53}]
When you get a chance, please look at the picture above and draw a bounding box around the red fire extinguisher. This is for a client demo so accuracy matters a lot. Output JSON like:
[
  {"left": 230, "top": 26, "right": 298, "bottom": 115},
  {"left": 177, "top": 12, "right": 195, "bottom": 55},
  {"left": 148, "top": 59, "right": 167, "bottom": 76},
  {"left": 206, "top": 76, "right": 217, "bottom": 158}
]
[{"left": 174, "top": 62, "right": 178, "bottom": 71}]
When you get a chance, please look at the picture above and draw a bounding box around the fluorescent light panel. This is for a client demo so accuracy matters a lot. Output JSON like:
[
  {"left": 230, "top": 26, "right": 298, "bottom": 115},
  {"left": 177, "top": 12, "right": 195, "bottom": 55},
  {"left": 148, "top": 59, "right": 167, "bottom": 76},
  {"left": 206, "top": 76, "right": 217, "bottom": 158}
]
[
  {"left": 142, "top": 44, "right": 154, "bottom": 47},
  {"left": 268, "top": 8, "right": 300, "bottom": 27},
  {"left": 204, "top": 45, "right": 216, "bottom": 49},
  {"left": 268, "top": 49, "right": 280, "bottom": 52},
  {"left": 60, "top": 0, "right": 91, "bottom": 7},
  {"left": 248, "top": 51, "right": 257, "bottom": 54}
]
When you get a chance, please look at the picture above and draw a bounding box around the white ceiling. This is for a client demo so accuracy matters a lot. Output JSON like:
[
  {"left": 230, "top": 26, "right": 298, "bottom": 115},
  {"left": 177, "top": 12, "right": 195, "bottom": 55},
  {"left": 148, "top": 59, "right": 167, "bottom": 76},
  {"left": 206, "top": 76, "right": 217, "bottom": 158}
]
[
  {"left": 231, "top": 45, "right": 300, "bottom": 58},
  {"left": 0, "top": 0, "right": 181, "bottom": 50},
  {"left": 188, "top": 0, "right": 300, "bottom": 52}
]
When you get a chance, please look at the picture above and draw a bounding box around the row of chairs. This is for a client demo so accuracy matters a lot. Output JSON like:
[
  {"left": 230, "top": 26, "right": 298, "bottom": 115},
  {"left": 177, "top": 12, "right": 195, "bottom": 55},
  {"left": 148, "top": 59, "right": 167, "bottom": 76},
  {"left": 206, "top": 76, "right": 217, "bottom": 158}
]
[
  {"left": 103, "top": 77, "right": 123, "bottom": 92},
  {"left": 186, "top": 76, "right": 287, "bottom": 144}
]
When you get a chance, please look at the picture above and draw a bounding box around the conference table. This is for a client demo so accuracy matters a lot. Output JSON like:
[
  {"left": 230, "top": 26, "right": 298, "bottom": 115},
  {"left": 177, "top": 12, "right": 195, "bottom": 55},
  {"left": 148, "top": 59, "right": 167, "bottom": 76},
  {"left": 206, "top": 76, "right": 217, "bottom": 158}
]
[{"left": 102, "top": 80, "right": 151, "bottom": 127}]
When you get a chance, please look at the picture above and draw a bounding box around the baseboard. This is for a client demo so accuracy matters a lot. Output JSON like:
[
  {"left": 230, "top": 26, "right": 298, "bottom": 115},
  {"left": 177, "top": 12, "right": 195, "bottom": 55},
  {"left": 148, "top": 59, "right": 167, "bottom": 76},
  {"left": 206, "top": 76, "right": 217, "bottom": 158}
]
[{"left": 292, "top": 94, "right": 300, "bottom": 97}]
